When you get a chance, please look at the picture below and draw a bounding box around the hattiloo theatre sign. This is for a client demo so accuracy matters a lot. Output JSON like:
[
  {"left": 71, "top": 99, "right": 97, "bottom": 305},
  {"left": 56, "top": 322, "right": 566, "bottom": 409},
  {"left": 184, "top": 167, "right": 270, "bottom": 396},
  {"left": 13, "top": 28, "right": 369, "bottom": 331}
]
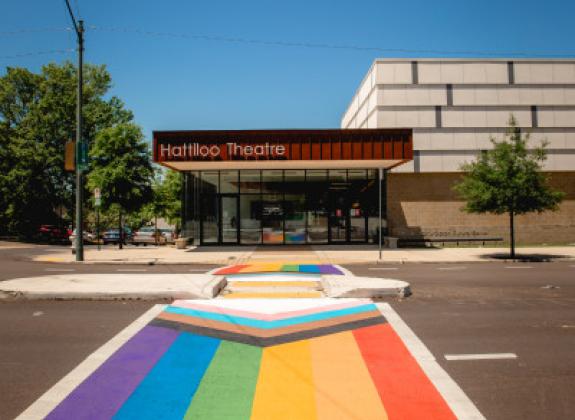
[{"left": 153, "top": 129, "right": 413, "bottom": 170}]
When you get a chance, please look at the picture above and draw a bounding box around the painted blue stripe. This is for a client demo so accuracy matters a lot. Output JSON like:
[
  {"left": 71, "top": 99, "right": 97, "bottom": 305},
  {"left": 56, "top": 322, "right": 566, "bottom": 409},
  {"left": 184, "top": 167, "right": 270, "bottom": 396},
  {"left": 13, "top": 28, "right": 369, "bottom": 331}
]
[
  {"left": 298, "top": 264, "right": 321, "bottom": 273},
  {"left": 113, "top": 332, "right": 220, "bottom": 420},
  {"left": 164, "top": 303, "right": 377, "bottom": 329}
]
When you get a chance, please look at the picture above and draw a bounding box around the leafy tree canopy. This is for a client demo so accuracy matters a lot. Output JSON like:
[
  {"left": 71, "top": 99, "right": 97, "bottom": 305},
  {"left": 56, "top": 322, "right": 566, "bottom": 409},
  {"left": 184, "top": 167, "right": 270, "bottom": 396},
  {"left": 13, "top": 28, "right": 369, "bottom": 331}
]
[
  {"left": 454, "top": 116, "right": 565, "bottom": 257},
  {"left": 0, "top": 62, "right": 133, "bottom": 235},
  {"left": 87, "top": 123, "right": 153, "bottom": 216},
  {"left": 454, "top": 116, "right": 564, "bottom": 216}
]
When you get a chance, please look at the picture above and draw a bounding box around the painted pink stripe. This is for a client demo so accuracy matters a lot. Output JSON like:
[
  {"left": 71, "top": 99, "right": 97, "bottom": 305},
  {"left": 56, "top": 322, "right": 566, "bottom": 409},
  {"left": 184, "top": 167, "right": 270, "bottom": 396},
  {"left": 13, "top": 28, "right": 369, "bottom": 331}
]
[{"left": 170, "top": 299, "right": 372, "bottom": 320}]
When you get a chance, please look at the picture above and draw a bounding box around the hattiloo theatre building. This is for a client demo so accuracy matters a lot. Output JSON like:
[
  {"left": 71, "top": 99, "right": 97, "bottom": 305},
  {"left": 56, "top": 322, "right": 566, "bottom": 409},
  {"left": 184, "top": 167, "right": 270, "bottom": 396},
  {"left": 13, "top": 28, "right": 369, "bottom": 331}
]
[{"left": 153, "top": 129, "right": 412, "bottom": 245}]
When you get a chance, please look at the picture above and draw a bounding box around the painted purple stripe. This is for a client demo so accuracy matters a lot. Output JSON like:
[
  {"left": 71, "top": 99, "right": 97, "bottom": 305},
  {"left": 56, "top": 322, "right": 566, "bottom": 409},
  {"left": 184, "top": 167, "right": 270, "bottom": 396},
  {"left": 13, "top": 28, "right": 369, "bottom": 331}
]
[
  {"left": 46, "top": 325, "right": 179, "bottom": 420},
  {"left": 319, "top": 265, "right": 343, "bottom": 275}
]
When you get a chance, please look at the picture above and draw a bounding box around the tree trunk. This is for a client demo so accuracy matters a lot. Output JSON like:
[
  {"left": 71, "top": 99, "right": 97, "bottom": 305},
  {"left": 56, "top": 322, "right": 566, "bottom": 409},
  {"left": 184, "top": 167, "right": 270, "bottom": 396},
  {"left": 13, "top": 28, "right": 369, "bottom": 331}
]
[
  {"left": 118, "top": 211, "right": 123, "bottom": 250},
  {"left": 509, "top": 210, "right": 515, "bottom": 259}
]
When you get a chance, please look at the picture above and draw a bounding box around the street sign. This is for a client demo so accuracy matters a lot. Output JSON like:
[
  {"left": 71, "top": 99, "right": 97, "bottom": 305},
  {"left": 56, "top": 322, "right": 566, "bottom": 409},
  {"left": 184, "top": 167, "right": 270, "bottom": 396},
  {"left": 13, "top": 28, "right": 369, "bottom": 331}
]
[
  {"left": 94, "top": 188, "right": 101, "bottom": 207},
  {"left": 77, "top": 141, "right": 89, "bottom": 170},
  {"left": 64, "top": 141, "right": 75, "bottom": 172}
]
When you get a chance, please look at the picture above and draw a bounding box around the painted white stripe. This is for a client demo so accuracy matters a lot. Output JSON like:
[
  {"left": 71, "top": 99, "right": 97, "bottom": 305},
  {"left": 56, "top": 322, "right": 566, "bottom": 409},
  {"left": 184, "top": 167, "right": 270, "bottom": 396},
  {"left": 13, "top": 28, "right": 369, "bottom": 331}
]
[
  {"left": 116, "top": 269, "right": 147, "bottom": 272},
  {"left": 16, "top": 304, "right": 166, "bottom": 420},
  {"left": 445, "top": 353, "right": 517, "bottom": 361},
  {"left": 438, "top": 266, "right": 467, "bottom": 270},
  {"left": 369, "top": 267, "right": 399, "bottom": 271},
  {"left": 376, "top": 303, "right": 485, "bottom": 420},
  {"left": 505, "top": 266, "right": 532, "bottom": 269},
  {"left": 44, "top": 268, "right": 75, "bottom": 272}
]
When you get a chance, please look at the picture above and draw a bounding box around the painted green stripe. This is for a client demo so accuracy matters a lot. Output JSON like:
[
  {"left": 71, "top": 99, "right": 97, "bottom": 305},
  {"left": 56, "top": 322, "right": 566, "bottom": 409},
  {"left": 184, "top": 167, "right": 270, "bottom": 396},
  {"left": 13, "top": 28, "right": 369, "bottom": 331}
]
[
  {"left": 282, "top": 264, "right": 299, "bottom": 272},
  {"left": 184, "top": 341, "right": 262, "bottom": 420}
]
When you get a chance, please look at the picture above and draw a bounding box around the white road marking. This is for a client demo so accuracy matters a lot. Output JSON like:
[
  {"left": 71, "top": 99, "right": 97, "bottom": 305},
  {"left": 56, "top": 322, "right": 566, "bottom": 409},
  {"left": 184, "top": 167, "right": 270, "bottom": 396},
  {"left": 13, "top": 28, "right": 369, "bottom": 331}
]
[
  {"left": 16, "top": 304, "right": 166, "bottom": 420},
  {"left": 44, "top": 268, "right": 75, "bottom": 272},
  {"left": 376, "top": 303, "right": 485, "bottom": 420},
  {"left": 369, "top": 267, "right": 399, "bottom": 271},
  {"left": 116, "top": 269, "right": 147, "bottom": 272},
  {"left": 505, "top": 266, "right": 533, "bottom": 269},
  {"left": 438, "top": 266, "right": 467, "bottom": 270},
  {"left": 445, "top": 353, "right": 518, "bottom": 361}
]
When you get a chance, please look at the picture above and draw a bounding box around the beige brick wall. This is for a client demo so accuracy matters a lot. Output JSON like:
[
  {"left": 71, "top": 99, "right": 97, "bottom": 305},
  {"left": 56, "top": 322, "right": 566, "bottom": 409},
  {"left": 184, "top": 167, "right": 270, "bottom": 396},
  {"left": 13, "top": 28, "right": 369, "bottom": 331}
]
[{"left": 387, "top": 172, "right": 575, "bottom": 245}]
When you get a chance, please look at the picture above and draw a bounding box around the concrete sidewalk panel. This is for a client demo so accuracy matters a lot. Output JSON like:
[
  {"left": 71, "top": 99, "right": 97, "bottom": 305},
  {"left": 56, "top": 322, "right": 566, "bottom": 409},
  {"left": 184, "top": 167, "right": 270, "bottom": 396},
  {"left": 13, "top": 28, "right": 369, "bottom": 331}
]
[
  {"left": 0, "top": 274, "right": 226, "bottom": 301},
  {"left": 322, "top": 276, "right": 411, "bottom": 299}
]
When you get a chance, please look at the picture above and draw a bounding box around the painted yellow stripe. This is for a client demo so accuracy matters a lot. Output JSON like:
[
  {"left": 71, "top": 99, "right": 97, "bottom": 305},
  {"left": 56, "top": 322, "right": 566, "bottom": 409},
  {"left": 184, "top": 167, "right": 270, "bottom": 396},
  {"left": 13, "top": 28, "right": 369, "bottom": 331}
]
[
  {"left": 223, "top": 292, "right": 323, "bottom": 299},
  {"left": 240, "top": 263, "right": 284, "bottom": 273},
  {"left": 229, "top": 281, "right": 320, "bottom": 288},
  {"left": 251, "top": 340, "right": 317, "bottom": 420},
  {"left": 310, "top": 331, "right": 388, "bottom": 420}
]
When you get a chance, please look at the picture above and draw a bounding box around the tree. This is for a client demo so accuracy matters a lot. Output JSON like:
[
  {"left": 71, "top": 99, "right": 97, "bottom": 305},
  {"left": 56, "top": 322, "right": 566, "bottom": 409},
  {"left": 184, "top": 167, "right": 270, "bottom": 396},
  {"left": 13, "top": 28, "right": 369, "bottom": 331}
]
[
  {"left": 87, "top": 123, "right": 153, "bottom": 249},
  {"left": 454, "top": 116, "right": 565, "bottom": 258},
  {"left": 138, "top": 168, "right": 182, "bottom": 243},
  {"left": 0, "top": 62, "right": 133, "bottom": 236}
]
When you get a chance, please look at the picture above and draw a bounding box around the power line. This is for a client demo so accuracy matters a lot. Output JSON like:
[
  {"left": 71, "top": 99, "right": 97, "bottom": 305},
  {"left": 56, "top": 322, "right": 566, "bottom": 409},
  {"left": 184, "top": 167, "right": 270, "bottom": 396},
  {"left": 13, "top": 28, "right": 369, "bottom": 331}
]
[
  {"left": 0, "top": 27, "right": 72, "bottom": 37},
  {"left": 88, "top": 25, "right": 575, "bottom": 58},
  {"left": 0, "top": 49, "right": 74, "bottom": 61}
]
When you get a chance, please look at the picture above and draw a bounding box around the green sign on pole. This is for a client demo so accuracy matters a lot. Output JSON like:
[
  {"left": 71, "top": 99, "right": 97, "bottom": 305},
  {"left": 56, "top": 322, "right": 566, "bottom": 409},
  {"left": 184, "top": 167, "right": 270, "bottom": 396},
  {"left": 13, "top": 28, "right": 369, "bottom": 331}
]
[{"left": 77, "top": 141, "right": 89, "bottom": 171}]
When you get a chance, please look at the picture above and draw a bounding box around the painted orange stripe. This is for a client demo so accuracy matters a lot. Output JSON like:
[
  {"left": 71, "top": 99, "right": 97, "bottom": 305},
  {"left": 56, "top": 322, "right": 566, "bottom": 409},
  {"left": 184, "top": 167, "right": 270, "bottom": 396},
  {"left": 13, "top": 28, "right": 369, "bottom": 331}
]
[
  {"left": 310, "top": 331, "right": 388, "bottom": 420},
  {"left": 354, "top": 323, "right": 456, "bottom": 420},
  {"left": 251, "top": 340, "right": 317, "bottom": 420}
]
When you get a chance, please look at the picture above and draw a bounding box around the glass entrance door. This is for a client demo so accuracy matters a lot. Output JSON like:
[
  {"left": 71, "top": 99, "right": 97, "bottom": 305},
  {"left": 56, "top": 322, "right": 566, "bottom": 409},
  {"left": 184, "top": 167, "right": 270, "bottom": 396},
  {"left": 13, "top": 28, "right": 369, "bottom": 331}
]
[
  {"left": 329, "top": 193, "right": 348, "bottom": 242},
  {"left": 220, "top": 195, "right": 239, "bottom": 244}
]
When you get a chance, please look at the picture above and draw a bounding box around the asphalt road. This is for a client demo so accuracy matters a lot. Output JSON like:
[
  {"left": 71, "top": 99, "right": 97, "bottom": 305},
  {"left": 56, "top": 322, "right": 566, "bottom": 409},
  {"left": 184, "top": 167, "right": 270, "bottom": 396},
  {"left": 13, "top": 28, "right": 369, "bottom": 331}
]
[
  {"left": 1, "top": 245, "right": 574, "bottom": 419},
  {"left": 347, "top": 262, "right": 575, "bottom": 420}
]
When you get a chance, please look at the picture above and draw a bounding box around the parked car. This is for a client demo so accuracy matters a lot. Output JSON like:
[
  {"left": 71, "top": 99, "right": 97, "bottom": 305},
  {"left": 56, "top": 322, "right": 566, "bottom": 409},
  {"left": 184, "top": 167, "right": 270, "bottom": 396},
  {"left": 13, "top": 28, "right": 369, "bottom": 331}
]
[
  {"left": 102, "top": 228, "right": 132, "bottom": 245},
  {"left": 159, "top": 228, "right": 176, "bottom": 243},
  {"left": 37, "top": 224, "right": 70, "bottom": 243},
  {"left": 69, "top": 229, "right": 96, "bottom": 244},
  {"left": 132, "top": 227, "right": 166, "bottom": 246}
]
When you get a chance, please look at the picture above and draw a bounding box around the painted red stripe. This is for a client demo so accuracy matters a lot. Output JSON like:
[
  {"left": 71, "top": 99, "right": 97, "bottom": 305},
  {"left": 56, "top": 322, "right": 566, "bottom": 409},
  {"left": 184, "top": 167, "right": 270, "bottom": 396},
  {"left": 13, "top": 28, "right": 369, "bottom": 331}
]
[
  {"left": 354, "top": 323, "right": 456, "bottom": 420},
  {"left": 213, "top": 265, "right": 249, "bottom": 275}
]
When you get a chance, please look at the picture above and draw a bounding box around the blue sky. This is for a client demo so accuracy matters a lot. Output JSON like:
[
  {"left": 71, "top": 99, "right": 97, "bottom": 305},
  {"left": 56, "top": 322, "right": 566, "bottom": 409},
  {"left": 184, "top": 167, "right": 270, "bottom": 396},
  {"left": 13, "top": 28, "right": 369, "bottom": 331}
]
[{"left": 2, "top": 0, "right": 575, "bottom": 138}]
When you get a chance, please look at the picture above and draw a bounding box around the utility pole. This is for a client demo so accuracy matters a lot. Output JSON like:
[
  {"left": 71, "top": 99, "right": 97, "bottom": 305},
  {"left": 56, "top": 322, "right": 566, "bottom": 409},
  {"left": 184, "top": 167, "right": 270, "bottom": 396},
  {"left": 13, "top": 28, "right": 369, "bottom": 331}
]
[{"left": 64, "top": 0, "right": 85, "bottom": 261}]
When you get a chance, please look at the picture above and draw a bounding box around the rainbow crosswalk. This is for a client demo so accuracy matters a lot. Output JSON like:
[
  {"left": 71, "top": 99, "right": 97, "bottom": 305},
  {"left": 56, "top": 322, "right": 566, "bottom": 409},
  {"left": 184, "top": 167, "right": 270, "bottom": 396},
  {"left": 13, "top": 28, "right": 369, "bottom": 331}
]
[
  {"left": 43, "top": 299, "right": 459, "bottom": 420},
  {"left": 213, "top": 263, "right": 343, "bottom": 276}
]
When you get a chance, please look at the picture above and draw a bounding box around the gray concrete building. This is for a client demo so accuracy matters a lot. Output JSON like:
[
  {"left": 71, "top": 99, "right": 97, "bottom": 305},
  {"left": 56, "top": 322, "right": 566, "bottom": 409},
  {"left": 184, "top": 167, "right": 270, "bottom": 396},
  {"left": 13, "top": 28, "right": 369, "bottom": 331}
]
[{"left": 342, "top": 59, "right": 575, "bottom": 244}]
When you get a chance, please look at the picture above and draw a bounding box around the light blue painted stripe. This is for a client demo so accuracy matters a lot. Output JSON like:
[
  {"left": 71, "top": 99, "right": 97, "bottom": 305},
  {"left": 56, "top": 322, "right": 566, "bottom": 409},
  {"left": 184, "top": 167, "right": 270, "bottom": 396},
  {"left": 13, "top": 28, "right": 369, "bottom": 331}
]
[
  {"left": 164, "top": 303, "right": 377, "bottom": 329},
  {"left": 113, "top": 332, "right": 220, "bottom": 420}
]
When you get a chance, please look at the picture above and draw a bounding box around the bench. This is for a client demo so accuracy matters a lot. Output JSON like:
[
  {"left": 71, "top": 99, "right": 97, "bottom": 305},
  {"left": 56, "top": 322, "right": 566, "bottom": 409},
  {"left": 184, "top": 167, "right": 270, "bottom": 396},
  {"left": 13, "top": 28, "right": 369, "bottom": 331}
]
[{"left": 399, "top": 237, "right": 503, "bottom": 247}]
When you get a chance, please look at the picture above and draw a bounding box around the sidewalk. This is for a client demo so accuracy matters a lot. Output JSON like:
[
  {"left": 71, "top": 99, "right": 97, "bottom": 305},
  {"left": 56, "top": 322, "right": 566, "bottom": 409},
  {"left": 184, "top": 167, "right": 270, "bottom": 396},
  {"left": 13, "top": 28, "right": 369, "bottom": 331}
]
[{"left": 13, "top": 242, "right": 575, "bottom": 265}]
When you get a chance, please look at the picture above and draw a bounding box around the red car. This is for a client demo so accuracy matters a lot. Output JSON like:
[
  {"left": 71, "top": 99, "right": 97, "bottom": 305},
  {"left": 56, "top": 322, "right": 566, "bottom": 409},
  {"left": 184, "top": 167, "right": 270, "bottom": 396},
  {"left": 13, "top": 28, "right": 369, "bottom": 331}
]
[{"left": 37, "top": 225, "right": 70, "bottom": 243}]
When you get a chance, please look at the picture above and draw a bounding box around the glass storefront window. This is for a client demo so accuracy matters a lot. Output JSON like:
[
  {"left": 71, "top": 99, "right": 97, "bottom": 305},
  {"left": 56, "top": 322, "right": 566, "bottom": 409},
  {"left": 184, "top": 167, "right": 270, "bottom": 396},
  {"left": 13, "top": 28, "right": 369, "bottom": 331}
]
[
  {"left": 220, "top": 171, "right": 238, "bottom": 193},
  {"left": 192, "top": 169, "right": 381, "bottom": 245},
  {"left": 306, "top": 170, "right": 328, "bottom": 243},
  {"left": 262, "top": 170, "right": 283, "bottom": 194},
  {"left": 240, "top": 195, "right": 261, "bottom": 244},
  {"left": 262, "top": 194, "right": 283, "bottom": 244},
  {"left": 285, "top": 194, "right": 305, "bottom": 244},
  {"left": 200, "top": 195, "right": 218, "bottom": 243},
  {"left": 239, "top": 170, "right": 261, "bottom": 193},
  {"left": 200, "top": 172, "right": 218, "bottom": 194}
]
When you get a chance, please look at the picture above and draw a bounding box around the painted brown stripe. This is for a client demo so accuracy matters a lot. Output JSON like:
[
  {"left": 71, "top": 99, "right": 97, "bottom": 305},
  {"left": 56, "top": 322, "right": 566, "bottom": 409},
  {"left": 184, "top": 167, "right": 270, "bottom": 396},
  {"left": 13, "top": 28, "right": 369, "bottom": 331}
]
[
  {"left": 156, "top": 310, "right": 382, "bottom": 338},
  {"left": 150, "top": 316, "right": 386, "bottom": 348}
]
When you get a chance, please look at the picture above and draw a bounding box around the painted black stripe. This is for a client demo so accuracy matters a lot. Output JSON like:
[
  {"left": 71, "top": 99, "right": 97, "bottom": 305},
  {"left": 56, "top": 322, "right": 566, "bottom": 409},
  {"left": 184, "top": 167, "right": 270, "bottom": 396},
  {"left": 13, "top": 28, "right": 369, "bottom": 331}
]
[{"left": 151, "top": 315, "right": 387, "bottom": 347}]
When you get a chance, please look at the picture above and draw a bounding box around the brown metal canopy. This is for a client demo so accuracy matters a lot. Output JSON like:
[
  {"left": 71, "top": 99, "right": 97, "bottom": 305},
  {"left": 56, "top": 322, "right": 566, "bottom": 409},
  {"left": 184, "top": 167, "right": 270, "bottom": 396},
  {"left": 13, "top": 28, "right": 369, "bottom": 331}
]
[{"left": 153, "top": 128, "right": 412, "bottom": 170}]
